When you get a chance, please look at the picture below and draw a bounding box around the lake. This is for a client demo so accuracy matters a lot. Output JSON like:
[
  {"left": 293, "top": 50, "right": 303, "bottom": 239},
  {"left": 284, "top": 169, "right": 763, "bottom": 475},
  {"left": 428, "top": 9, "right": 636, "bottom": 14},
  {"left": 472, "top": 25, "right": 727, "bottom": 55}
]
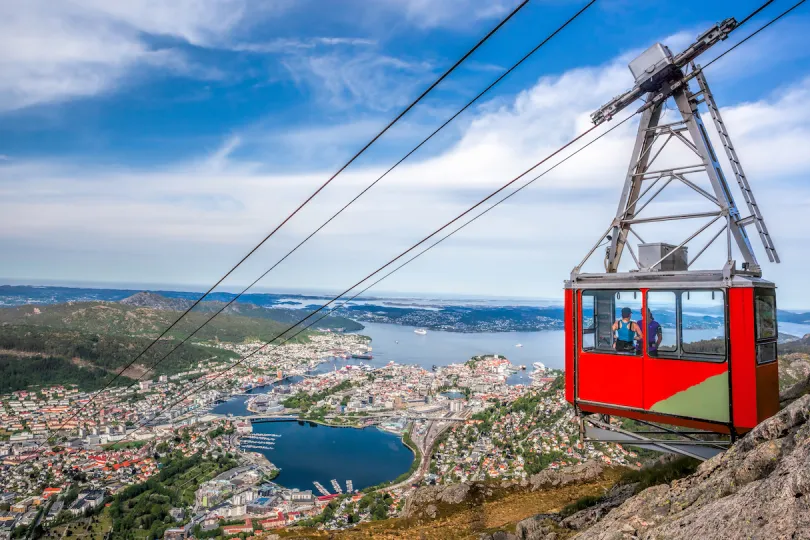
[{"left": 245, "top": 421, "right": 414, "bottom": 492}]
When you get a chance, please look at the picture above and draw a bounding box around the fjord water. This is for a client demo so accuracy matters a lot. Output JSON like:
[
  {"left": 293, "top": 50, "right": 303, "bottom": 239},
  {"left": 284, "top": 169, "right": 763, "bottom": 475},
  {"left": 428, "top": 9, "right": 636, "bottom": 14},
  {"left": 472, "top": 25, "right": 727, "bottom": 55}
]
[
  {"left": 247, "top": 421, "right": 414, "bottom": 492},
  {"left": 349, "top": 322, "right": 566, "bottom": 371},
  {"left": 217, "top": 320, "right": 810, "bottom": 491}
]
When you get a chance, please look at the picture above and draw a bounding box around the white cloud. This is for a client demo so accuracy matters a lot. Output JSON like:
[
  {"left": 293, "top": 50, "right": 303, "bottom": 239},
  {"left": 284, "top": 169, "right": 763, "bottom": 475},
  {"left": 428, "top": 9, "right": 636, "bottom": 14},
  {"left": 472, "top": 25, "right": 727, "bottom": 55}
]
[
  {"left": 2, "top": 38, "right": 810, "bottom": 304},
  {"left": 0, "top": 0, "right": 283, "bottom": 111},
  {"left": 233, "top": 37, "right": 377, "bottom": 54},
  {"left": 281, "top": 51, "right": 435, "bottom": 111},
  {"left": 377, "top": 0, "right": 522, "bottom": 29}
]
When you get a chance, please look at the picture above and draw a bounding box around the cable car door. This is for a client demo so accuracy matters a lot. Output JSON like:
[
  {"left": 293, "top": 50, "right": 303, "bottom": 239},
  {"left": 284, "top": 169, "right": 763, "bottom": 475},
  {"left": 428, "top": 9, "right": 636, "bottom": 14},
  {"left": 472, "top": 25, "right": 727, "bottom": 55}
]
[{"left": 577, "top": 290, "right": 643, "bottom": 409}]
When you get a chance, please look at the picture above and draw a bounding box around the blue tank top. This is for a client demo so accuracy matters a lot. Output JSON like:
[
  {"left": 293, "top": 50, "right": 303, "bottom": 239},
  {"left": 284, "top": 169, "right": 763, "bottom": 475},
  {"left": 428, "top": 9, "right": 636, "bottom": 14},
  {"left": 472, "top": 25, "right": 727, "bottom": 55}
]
[{"left": 617, "top": 320, "right": 634, "bottom": 342}]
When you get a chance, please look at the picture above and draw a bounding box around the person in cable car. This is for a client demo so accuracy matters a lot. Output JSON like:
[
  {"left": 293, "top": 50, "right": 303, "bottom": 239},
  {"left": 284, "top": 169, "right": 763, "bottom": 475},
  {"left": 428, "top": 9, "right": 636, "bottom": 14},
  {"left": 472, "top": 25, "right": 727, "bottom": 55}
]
[
  {"left": 637, "top": 309, "right": 663, "bottom": 356},
  {"left": 612, "top": 307, "right": 642, "bottom": 353}
]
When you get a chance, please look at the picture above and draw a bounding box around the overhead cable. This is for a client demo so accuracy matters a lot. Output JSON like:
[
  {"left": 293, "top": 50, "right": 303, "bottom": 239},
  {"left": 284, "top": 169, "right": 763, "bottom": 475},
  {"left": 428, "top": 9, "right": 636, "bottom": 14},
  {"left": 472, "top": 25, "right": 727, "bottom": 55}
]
[
  {"left": 118, "top": 0, "right": 598, "bottom": 394},
  {"left": 46, "top": 0, "right": 534, "bottom": 440},
  {"left": 56, "top": 0, "right": 801, "bottom": 447}
]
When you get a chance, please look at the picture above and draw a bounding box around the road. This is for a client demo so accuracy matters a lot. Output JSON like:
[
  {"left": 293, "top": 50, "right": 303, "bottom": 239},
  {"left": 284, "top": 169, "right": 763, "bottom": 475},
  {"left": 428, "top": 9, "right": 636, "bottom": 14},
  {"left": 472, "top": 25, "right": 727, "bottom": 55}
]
[{"left": 387, "top": 408, "right": 472, "bottom": 492}]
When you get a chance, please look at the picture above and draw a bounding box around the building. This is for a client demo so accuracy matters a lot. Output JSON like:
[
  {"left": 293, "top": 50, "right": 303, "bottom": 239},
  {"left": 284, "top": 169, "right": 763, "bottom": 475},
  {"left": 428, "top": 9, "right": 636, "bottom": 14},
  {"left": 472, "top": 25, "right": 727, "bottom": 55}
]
[
  {"left": 163, "top": 523, "right": 192, "bottom": 539},
  {"left": 221, "top": 519, "right": 253, "bottom": 536}
]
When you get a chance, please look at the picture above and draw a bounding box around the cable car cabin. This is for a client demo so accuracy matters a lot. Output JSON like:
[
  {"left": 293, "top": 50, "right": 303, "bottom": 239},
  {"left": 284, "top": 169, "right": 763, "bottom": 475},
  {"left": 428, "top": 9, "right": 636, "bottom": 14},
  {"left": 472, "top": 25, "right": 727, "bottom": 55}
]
[{"left": 564, "top": 270, "right": 779, "bottom": 436}]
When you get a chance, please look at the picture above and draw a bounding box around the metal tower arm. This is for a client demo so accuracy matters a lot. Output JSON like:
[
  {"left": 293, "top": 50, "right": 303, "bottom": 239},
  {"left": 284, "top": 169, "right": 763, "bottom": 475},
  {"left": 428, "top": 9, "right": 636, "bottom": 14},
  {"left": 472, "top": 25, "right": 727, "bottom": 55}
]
[{"left": 591, "top": 18, "right": 737, "bottom": 125}]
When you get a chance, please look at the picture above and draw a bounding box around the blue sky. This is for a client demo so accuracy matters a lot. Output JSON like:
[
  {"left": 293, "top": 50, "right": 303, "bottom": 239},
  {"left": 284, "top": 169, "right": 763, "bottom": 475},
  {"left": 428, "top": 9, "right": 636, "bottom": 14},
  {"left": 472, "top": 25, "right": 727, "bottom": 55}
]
[{"left": 2, "top": 0, "right": 810, "bottom": 307}]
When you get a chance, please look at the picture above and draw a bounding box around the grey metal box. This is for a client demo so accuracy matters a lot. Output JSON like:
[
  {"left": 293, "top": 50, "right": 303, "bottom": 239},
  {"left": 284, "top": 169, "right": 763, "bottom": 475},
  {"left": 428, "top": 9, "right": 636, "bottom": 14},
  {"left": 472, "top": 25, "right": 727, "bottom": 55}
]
[
  {"left": 639, "top": 243, "right": 688, "bottom": 271},
  {"left": 629, "top": 43, "right": 674, "bottom": 83}
]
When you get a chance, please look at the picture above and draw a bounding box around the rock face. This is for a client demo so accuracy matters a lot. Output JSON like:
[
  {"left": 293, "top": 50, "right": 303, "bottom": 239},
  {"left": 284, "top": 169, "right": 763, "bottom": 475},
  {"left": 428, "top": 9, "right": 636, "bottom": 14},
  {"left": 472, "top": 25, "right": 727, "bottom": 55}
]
[
  {"left": 572, "top": 394, "right": 810, "bottom": 540},
  {"left": 780, "top": 353, "right": 810, "bottom": 407},
  {"left": 527, "top": 461, "right": 605, "bottom": 491},
  {"left": 403, "top": 462, "right": 606, "bottom": 521}
]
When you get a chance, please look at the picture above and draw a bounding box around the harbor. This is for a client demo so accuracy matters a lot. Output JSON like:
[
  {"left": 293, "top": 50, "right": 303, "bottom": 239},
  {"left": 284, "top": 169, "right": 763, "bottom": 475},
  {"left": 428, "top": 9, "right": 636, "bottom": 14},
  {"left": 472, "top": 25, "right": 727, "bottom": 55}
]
[{"left": 239, "top": 420, "right": 414, "bottom": 492}]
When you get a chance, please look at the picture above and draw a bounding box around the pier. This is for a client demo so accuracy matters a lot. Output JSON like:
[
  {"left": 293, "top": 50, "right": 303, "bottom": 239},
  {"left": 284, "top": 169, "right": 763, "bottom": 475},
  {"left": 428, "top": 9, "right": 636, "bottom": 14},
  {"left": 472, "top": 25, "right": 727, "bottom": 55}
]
[
  {"left": 313, "top": 482, "right": 330, "bottom": 496},
  {"left": 330, "top": 479, "right": 343, "bottom": 494},
  {"left": 346, "top": 480, "right": 353, "bottom": 493}
]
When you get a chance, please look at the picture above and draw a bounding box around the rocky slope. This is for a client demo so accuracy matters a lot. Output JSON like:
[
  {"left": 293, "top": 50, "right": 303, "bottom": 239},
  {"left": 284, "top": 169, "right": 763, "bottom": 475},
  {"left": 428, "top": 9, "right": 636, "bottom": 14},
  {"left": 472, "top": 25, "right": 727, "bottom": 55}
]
[{"left": 509, "top": 394, "right": 810, "bottom": 540}]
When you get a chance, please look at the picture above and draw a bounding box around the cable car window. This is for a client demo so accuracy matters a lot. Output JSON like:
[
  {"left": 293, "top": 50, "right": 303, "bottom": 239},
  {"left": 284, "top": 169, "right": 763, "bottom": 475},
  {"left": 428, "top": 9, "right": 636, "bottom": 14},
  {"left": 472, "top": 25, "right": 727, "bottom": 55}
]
[
  {"left": 754, "top": 289, "right": 777, "bottom": 341},
  {"left": 681, "top": 290, "right": 726, "bottom": 356},
  {"left": 613, "top": 291, "right": 642, "bottom": 353},
  {"left": 581, "top": 294, "right": 595, "bottom": 350},
  {"left": 645, "top": 292, "right": 677, "bottom": 355},
  {"left": 581, "top": 290, "right": 642, "bottom": 354}
]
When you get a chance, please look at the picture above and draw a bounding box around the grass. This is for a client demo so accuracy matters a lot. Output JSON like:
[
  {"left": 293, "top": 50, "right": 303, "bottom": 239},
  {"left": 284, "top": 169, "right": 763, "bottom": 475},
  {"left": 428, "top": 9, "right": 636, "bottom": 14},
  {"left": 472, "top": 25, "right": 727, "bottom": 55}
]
[
  {"left": 554, "top": 454, "right": 702, "bottom": 523},
  {"left": 279, "top": 467, "right": 624, "bottom": 539},
  {"left": 618, "top": 456, "right": 700, "bottom": 493},
  {"left": 560, "top": 494, "right": 603, "bottom": 517},
  {"left": 103, "top": 440, "right": 146, "bottom": 450}
]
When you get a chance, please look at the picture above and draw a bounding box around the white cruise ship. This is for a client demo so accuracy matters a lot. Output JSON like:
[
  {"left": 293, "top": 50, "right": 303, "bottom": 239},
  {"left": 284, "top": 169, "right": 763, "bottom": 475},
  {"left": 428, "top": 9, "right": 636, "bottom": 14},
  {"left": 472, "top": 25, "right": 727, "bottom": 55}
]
[{"left": 414, "top": 328, "right": 427, "bottom": 335}]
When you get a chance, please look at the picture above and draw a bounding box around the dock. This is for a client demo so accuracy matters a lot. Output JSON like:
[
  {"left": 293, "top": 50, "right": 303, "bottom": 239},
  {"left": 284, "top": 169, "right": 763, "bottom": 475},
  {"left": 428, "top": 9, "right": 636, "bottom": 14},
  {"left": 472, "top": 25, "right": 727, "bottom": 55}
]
[
  {"left": 313, "top": 482, "right": 330, "bottom": 496},
  {"left": 330, "top": 479, "right": 343, "bottom": 494},
  {"left": 346, "top": 480, "right": 353, "bottom": 493},
  {"left": 241, "top": 443, "right": 274, "bottom": 450}
]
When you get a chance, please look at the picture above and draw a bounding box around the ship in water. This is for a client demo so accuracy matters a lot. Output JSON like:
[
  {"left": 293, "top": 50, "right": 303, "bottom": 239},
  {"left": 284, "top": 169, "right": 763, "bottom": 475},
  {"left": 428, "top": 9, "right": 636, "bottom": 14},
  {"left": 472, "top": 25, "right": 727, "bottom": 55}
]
[
  {"left": 515, "top": 343, "right": 523, "bottom": 348},
  {"left": 533, "top": 361, "right": 546, "bottom": 372},
  {"left": 351, "top": 345, "right": 373, "bottom": 360},
  {"left": 414, "top": 328, "right": 427, "bottom": 335}
]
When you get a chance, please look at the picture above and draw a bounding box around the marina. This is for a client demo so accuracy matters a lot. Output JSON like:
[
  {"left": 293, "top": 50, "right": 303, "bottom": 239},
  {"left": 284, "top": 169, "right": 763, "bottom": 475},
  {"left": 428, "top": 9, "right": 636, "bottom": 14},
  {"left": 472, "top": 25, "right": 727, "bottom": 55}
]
[{"left": 247, "top": 420, "right": 414, "bottom": 492}]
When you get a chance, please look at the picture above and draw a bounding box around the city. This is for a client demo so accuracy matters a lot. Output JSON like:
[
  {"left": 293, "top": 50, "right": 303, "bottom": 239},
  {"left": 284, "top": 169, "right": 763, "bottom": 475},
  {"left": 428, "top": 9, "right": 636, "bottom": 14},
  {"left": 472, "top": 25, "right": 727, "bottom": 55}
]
[{"left": 0, "top": 325, "right": 644, "bottom": 538}]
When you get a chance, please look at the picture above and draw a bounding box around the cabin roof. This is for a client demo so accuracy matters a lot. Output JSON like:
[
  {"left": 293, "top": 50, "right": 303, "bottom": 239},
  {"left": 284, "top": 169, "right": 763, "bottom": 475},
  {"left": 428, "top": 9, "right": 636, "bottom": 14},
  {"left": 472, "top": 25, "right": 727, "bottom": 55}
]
[{"left": 565, "top": 269, "right": 775, "bottom": 290}]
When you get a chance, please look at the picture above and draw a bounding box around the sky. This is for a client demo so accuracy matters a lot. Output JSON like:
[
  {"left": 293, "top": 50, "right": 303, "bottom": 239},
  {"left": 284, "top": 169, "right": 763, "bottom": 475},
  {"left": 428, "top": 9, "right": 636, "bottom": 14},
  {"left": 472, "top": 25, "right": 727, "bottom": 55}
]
[{"left": 1, "top": 0, "right": 810, "bottom": 307}]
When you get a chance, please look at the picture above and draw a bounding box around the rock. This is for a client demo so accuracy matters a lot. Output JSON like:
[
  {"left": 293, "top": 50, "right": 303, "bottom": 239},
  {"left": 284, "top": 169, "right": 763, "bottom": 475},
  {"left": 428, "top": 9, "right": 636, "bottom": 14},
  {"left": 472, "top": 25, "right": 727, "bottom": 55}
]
[
  {"left": 424, "top": 503, "right": 437, "bottom": 519},
  {"left": 405, "top": 462, "right": 609, "bottom": 522},
  {"left": 403, "top": 482, "right": 475, "bottom": 519},
  {"left": 528, "top": 461, "right": 605, "bottom": 491},
  {"left": 479, "top": 532, "right": 520, "bottom": 540},
  {"left": 515, "top": 513, "right": 561, "bottom": 540},
  {"left": 560, "top": 483, "right": 636, "bottom": 531},
  {"left": 573, "top": 394, "right": 810, "bottom": 540}
]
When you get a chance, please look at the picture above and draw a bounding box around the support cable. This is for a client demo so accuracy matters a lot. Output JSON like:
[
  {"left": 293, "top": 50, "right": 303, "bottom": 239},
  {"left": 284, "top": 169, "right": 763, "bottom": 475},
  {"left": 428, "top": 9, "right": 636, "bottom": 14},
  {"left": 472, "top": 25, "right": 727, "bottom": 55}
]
[
  {"left": 45, "top": 0, "right": 535, "bottom": 440},
  {"left": 126, "top": 0, "right": 598, "bottom": 386},
  {"left": 47, "top": 0, "right": 801, "bottom": 446},
  {"left": 77, "top": 121, "right": 611, "bottom": 446}
]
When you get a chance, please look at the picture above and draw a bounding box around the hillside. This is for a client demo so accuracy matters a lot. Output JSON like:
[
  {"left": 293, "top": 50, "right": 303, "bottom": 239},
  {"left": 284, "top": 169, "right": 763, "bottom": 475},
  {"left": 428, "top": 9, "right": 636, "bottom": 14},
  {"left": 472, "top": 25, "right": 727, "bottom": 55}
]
[
  {"left": 275, "top": 393, "right": 809, "bottom": 540},
  {"left": 0, "top": 325, "right": 239, "bottom": 392},
  {"left": 0, "top": 291, "right": 364, "bottom": 393},
  {"left": 0, "top": 301, "right": 311, "bottom": 345},
  {"left": 119, "top": 291, "right": 364, "bottom": 332}
]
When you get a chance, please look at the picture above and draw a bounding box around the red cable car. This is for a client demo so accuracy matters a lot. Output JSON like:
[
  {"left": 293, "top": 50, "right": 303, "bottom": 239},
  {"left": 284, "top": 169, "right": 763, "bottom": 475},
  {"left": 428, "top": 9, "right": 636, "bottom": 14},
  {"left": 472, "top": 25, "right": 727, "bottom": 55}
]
[{"left": 564, "top": 20, "right": 781, "bottom": 457}]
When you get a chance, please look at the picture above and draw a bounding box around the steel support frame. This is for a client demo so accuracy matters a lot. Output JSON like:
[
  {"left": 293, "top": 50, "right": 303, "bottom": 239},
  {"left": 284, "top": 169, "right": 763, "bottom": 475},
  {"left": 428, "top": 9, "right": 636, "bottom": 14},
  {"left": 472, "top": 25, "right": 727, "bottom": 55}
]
[{"left": 595, "top": 75, "right": 762, "bottom": 276}]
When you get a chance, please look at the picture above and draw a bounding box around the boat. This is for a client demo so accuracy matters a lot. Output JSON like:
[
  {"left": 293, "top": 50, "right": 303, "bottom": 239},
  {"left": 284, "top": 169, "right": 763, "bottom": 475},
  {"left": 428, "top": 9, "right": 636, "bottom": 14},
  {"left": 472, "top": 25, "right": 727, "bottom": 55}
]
[
  {"left": 414, "top": 328, "right": 427, "bottom": 335},
  {"left": 533, "top": 362, "right": 546, "bottom": 372},
  {"left": 515, "top": 343, "right": 523, "bottom": 348},
  {"left": 351, "top": 345, "right": 373, "bottom": 360}
]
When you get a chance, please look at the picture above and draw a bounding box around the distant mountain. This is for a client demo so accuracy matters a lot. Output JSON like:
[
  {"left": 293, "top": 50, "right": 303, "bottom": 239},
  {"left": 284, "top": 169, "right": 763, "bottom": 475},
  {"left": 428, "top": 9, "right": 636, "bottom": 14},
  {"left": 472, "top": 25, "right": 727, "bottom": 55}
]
[
  {"left": 120, "top": 291, "right": 193, "bottom": 311},
  {"left": 0, "top": 301, "right": 312, "bottom": 344},
  {"left": 117, "top": 291, "right": 363, "bottom": 332}
]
